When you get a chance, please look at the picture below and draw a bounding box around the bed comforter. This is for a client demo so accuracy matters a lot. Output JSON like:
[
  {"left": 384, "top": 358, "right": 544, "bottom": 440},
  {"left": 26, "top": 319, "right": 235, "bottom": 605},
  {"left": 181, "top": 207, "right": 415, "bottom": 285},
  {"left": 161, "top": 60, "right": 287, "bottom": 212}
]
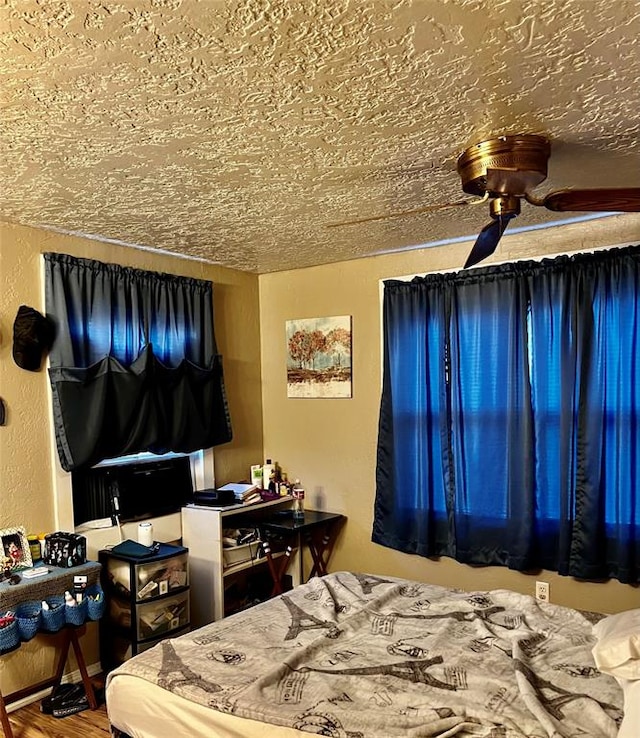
[{"left": 106, "top": 572, "right": 623, "bottom": 737}]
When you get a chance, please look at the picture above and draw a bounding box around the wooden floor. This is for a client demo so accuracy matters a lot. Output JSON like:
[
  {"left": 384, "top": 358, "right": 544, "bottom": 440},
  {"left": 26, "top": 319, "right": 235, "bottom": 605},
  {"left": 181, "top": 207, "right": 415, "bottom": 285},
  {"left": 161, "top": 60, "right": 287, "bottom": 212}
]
[{"left": 5, "top": 678, "right": 111, "bottom": 738}]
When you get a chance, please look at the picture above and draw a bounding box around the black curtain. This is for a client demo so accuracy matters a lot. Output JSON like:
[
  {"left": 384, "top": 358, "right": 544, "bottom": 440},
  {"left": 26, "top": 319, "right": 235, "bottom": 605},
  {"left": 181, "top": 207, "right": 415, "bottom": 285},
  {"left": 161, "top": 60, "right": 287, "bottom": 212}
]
[{"left": 45, "top": 253, "right": 232, "bottom": 471}]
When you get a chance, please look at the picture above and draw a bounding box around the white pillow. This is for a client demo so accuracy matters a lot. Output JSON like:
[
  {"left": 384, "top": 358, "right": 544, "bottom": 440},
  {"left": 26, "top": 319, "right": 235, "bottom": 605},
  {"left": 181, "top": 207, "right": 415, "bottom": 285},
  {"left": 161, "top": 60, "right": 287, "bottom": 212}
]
[{"left": 592, "top": 609, "right": 640, "bottom": 680}]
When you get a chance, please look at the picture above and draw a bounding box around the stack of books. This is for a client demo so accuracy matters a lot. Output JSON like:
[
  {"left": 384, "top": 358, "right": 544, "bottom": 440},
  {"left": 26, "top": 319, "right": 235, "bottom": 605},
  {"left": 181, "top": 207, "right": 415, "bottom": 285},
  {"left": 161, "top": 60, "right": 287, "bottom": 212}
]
[{"left": 218, "top": 482, "right": 262, "bottom": 505}]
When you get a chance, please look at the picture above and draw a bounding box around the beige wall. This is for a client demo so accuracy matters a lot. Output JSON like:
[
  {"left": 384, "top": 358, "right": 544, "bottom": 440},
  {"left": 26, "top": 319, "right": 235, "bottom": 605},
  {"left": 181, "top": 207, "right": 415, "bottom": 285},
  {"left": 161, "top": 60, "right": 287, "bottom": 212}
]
[
  {"left": 259, "top": 213, "right": 640, "bottom": 616},
  {"left": 0, "top": 221, "right": 263, "bottom": 695}
]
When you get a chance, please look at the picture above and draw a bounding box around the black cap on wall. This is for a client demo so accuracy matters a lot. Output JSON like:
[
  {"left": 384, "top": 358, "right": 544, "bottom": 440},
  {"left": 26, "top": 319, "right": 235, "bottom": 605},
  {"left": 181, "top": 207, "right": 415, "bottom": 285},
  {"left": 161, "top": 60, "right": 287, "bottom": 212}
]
[{"left": 12, "top": 305, "right": 55, "bottom": 372}]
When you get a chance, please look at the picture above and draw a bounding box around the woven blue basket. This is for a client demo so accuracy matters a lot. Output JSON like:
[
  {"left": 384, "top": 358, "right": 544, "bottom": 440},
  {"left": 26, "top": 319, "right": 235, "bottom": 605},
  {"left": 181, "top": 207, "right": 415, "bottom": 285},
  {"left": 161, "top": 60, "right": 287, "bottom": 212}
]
[
  {"left": 65, "top": 595, "right": 88, "bottom": 627},
  {"left": 41, "top": 595, "right": 66, "bottom": 633},
  {"left": 0, "top": 619, "right": 20, "bottom": 653},
  {"left": 86, "top": 584, "right": 106, "bottom": 621},
  {"left": 15, "top": 600, "right": 42, "bottom": 641}
]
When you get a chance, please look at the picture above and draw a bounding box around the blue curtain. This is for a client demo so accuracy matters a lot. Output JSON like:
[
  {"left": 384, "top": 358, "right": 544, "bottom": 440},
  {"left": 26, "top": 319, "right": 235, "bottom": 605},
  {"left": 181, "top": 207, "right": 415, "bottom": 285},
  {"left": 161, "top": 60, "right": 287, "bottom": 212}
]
[
  {"left": 45, "top": 253, "right": 232, "bottom": 471},
  {"left": 373, "top": 245, "right": 640, "bottom": 583}
]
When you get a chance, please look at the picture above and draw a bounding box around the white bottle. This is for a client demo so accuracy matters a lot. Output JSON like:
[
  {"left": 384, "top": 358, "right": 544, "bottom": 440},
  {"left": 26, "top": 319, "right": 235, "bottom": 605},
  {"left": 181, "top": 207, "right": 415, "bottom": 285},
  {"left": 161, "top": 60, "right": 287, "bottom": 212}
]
[{"left": 292, "top": 479, "right": 305, "bottom": 520}]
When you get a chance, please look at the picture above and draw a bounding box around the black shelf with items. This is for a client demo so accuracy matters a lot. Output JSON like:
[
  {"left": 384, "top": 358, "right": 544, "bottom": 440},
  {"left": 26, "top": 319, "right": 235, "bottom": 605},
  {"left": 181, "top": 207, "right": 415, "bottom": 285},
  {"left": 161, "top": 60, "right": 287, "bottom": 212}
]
[{"left": 98, "top": 542, "right": 190, "bottom": 671}]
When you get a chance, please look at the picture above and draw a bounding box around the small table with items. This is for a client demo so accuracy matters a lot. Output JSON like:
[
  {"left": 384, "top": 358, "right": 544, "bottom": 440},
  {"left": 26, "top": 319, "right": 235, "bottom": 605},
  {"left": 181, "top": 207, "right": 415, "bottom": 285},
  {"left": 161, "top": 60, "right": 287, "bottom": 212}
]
[
  {"left": 0, "top": 561, "right": 103, "bottom": 738},
  {"left": 260, "top": 510, "right": 345, "bottom": 594}
]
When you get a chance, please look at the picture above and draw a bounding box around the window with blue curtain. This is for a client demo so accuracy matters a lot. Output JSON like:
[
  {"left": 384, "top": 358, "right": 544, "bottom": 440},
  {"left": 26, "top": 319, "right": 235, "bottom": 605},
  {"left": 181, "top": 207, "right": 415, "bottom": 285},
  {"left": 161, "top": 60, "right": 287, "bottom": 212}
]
[
  {"left": 373, "top": 245, "right": 639, "bottom": 583},
  {"left": 44, "top": 252, "right": 232, "bottom": 471}
]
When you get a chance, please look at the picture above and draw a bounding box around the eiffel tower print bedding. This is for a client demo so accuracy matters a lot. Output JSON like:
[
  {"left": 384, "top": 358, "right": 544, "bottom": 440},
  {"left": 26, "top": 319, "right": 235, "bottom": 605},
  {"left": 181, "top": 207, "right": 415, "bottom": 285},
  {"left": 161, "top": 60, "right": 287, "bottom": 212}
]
[{"left": 106, "top": 572, "right": 623, "bottom": 737}]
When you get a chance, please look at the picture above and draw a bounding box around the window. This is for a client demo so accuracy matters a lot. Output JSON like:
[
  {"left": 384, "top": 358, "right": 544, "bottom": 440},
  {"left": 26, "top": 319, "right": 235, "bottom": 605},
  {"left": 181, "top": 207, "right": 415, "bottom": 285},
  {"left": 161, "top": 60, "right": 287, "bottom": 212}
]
[
  {"left": 72, "top": 455, "right": 195, "bottom": 529},
  {"left": 373, "top": 245, "right": 640, "bottom": 583}
]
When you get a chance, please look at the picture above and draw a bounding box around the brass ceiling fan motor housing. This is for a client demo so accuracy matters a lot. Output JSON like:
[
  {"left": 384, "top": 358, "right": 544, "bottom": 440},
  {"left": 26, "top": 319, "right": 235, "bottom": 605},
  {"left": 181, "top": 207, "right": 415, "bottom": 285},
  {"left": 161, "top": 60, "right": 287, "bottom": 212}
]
[
  {"left": 490, "top": 195, "right": 521, "bottom": 219},
  {"left": 457, "top": 135, "right": 551, "bottom": 198}
]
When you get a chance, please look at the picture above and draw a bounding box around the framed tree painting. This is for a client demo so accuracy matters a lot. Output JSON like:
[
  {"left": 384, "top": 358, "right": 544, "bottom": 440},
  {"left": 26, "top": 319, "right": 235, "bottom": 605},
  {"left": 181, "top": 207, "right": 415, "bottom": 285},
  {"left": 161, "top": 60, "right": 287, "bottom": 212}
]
[{"left": 286, "top": 316, "right": 352, "bottom": 398}]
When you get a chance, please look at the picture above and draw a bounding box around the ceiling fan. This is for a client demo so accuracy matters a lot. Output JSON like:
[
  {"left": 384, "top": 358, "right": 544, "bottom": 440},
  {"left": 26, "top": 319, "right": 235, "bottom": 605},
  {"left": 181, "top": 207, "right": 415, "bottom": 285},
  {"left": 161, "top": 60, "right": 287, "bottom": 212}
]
[{"left": 329, "top": 134, "right": 640, "bottom": 269}]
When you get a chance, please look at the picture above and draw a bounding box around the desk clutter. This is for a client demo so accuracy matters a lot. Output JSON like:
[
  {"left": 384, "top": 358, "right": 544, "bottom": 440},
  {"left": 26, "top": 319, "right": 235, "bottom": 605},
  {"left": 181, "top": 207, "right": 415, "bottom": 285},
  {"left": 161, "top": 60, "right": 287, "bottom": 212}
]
[
  {"left": 222, "top": 527, "right": 263, "bottom": 568},
  {"left": 42, "top": 531, "right": 87, "bottom": 568},
  {"left": 0, "top": 560, "right": 104, "bottom": 654},
  {"left": 194, "top": 459, "right": 307, "bottom": 510},
  {"left": 104, "top": 546, "right": 188, "bottom": 600},
  {"left": 0, "top": 583, "right": 105, "bottom": 652}
]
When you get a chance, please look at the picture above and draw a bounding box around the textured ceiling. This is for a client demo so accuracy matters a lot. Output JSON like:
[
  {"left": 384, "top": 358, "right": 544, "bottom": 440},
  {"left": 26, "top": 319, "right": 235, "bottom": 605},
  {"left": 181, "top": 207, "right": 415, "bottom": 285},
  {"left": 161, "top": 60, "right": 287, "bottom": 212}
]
[{"left": 1, "top": 0, "right": 640, "bottom": 273}]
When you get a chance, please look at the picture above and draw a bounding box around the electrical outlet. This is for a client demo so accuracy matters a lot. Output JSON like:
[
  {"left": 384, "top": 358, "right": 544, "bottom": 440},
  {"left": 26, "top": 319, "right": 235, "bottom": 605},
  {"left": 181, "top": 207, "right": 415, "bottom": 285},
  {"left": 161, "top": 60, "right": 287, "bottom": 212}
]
[{"left": 535, "top": 581, "right": 550, "bottom": 602}]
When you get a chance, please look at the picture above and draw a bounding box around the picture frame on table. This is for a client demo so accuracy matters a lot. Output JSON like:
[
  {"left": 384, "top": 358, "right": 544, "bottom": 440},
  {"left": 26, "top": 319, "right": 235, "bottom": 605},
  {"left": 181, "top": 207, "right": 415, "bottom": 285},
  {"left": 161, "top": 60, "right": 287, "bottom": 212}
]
[{"left": 0, "top": 526, "right": 33, "bottom": 572}]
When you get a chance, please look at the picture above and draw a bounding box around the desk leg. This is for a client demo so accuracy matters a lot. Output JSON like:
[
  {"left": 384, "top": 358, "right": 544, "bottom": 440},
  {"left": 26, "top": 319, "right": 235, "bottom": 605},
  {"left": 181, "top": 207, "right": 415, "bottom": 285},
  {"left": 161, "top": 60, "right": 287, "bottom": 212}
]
[
  {"left": 297, "top": 532, "right": 304, "bottom": 585},
  {"left": 52, "top": 628, "right": 73, "bottom": 686},
  {"left": 0, "top": 688, "right": 14, "bottom": 738},
  {"left": 262, "top": 542, "right": 294, "bottom": 597},
  {"left": 52, "top": 628, "right": 98, "bottom": 710},
  {"left": 69, "top": 630, "right": 98, "bottom": 709},
  {"left": 305, "top": 531, "right": 327, "bottom": 578},
  {"left": 307, "top": 519, "right": 343, "bottom": 580}
]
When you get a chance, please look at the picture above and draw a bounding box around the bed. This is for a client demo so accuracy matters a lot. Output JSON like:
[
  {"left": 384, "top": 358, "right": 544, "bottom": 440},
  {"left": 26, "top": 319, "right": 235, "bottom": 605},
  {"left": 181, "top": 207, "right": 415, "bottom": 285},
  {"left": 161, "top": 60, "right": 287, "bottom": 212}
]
[{"left": 106, "top": 571, "right": 633, "bottom": 737}]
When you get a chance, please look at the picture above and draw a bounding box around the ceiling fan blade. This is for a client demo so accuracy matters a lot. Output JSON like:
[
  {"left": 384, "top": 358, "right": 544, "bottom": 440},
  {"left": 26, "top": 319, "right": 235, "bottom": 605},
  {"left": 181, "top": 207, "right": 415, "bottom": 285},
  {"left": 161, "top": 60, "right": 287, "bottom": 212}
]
[
  {"left": 326, "top": 199, "right": 474, "bottom": 228},
  {"left": 463, "top": 215, "right": 514, "bottom": 269},
  {"left": 532, "top": 188, "right": 640, "bottom": 213}
]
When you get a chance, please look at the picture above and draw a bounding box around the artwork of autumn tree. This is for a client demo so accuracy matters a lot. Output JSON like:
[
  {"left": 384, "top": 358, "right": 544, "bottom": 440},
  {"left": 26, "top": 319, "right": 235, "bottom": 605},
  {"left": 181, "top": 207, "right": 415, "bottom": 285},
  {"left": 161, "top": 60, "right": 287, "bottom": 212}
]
[{"left": 286, "top": 316, "right": 352, "bottom": 398}]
